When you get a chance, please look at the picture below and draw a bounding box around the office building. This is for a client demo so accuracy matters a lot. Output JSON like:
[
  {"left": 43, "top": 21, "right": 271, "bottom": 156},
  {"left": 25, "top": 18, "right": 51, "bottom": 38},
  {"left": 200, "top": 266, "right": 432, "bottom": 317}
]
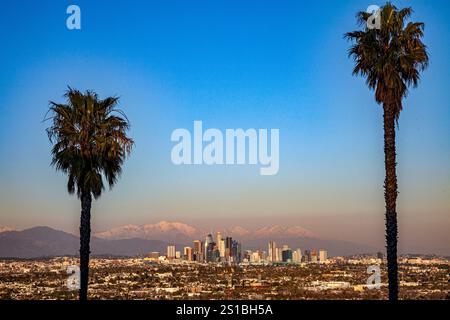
[
  {"left": 268, "top": 241, "right": 277, "bottom": 263},
  {"left": 167, "top": 245, "right": 176, "bottom": 259},
  {"left": 319, "top": 250, "right": 328, "bottom": 262},
  {"left": 310, "top": 249, "right": 318, "bottom": 262},
  {"left": 282, "top": 246, "right": 293, "bottom": 263},
  {"left": 293, "top": 249, "right": 302, "bottom": 263},
  {"left": 184, "top": 247, "right": 193, "bottom": 261}
]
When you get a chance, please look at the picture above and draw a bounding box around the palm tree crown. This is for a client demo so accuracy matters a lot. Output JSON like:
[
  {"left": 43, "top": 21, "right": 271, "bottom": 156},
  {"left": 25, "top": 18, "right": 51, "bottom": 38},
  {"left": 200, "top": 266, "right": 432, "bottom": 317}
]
[
  {"left": 345, "top": 2, "right": 428, "bottom": 119},
  {"left": 46, "top": 88, "right": 134, "bottom": 198}
]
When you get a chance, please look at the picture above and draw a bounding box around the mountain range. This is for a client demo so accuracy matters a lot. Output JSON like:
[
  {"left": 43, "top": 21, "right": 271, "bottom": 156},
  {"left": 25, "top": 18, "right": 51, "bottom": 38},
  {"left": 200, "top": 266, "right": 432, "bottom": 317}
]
[
  {"left": 0, "top": 226, "right": 174, "bottom": 258},
  {"left": 94, "top": 221, "right": 319, "bottom": 242},
  {"left": 0, "top": 221, "right": 379, "bottom": 258}
]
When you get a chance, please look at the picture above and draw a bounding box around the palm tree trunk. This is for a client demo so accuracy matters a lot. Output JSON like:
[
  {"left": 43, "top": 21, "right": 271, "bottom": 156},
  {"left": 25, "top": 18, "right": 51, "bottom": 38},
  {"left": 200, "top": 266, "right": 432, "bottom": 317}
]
[
  {"left": 383, "top": 104, "right": 399, "bottom": 300},
  {"left": 79, "top": 191, "right": 92, "bottom": 300}
]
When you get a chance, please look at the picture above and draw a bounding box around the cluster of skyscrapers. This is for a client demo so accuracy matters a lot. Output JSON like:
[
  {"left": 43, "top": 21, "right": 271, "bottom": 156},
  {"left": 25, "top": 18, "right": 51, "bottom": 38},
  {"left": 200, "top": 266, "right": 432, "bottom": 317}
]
[
  {"left": 157, "top": 233, "right": 329, "bottom": 266},
  {"left": 166, "top": 232, "right": 242, "bottom": 264},
  {"left": 258, "top": 242, "right": 327, "bottom": 263}
]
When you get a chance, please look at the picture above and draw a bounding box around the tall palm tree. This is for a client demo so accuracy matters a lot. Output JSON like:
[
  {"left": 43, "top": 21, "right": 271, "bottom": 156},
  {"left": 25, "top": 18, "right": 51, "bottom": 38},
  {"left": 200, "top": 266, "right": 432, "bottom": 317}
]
[
  {"left": 46, "top": 88, "right": 134, "bottom": 300},
  {"left": 345, "top": 3, "right": 428, "bottom": 300}
]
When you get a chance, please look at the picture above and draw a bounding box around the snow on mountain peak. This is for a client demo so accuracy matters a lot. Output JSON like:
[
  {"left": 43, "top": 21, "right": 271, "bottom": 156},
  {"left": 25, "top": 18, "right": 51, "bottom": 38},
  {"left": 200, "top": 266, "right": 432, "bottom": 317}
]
[
  {"left": 95, "top": 221, "right": 318, "bottom": 241},
  {"left": 0, "top": 226, "right": 16, "bottom": 233}
]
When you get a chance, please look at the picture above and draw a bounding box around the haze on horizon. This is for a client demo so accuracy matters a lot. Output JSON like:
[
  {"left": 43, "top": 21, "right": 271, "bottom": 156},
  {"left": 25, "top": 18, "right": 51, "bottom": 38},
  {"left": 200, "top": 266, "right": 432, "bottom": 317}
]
[{"left": 0, "top": 1, "right": 449, "bottom": 255}]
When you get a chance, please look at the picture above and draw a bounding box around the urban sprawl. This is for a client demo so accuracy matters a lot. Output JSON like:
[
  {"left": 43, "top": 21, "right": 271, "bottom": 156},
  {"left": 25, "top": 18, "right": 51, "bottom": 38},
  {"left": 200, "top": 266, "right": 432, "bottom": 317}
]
[{"left": 0, "top": 232, "right": 448, "bottom": 300}]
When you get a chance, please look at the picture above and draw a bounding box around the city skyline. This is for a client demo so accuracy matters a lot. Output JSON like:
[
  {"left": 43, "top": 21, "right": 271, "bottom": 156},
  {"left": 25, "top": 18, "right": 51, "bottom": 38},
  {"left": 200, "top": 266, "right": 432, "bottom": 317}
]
[
  {"left": 3, "top": 221, "right": 449, "bottom": 258},
  {"left": 1, "top": 218, "right": 448, "bottom": 256},
  {"left": 156, "top": 238, "right": 329, "bottom": 265},
  {"left": 1, "top": 1, "right": 449, "bottom": 257}
]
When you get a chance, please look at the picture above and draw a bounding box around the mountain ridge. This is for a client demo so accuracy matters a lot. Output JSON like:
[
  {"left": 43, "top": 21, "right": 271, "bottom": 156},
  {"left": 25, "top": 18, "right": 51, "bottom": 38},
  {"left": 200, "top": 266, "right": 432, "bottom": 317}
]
[
  {"left": 0, "top": 226, "right": 177, "bottom": 259},
  {"left": 94, "top": 221, "right": 319, "bottom": 241},
  {"left": 0, "top": 223, "right": 379, "bottom": 258}
]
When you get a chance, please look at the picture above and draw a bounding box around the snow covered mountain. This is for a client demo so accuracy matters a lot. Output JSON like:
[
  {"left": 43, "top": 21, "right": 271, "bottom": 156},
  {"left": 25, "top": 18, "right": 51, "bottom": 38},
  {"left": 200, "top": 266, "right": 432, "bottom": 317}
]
[
  {"left": 94, "top": 221, "right": 318, "bottom": 241},
  {"left": 0, "top": 226, "right": 16, "bottom": 233},
  {"left": 95, "top": 221, "right": 204, "bottom": 243}
]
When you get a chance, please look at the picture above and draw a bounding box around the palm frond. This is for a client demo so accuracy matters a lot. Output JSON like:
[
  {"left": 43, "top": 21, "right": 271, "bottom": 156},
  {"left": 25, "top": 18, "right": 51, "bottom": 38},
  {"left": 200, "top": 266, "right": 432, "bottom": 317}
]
[
  {"left": 46, "top": 88, "right": 134, "bottom": 199},
  {"left": 345, "top": 2, "right": 429, "bottom": 120}
]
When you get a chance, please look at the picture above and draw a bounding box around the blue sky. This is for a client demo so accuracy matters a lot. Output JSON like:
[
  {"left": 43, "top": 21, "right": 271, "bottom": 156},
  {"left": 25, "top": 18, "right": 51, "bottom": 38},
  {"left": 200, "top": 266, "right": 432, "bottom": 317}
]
[{"left": 0, "top": 1, "right": 449, "bottom": 253}]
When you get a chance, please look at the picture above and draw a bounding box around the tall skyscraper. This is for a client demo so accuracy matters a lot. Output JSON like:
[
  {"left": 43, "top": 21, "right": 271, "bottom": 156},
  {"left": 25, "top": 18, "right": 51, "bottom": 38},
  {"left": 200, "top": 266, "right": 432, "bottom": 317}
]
[
  {"left": 206, "top": 241, "right": 216, "bottom": 262},
  {"left": 225, "top": 236, "right": 233, "bottom": 259},
  {"left": 251, "top": 251, "right": 262, "bottom": 263},
  {"left": 237, "top": 242, "right": 242, "bottom": 263},
  {"left": 167, "top": 245, "right": 176, "bottom": 259},
  {"left": 304, "top": 249, "right": 311, "bottom": 262},
  {"left": 184, "top": 247, "right": 193, "bottom": 261},
  {"left": 216, "top": 232, "right": 226, "bottom": 258},
  {"left": 276, "top": 247, "right": 282, "bottom": 263},
  {"left": 203, "top": 234, "right": 215, "bottom": 262},
  {"left": 216, "top": 232, "right": 222, "bottom": 248},
  {"left": 282, "top": 247, "right": 293, "bottom": 263},
  {"left": 319, "top": 249, "right": 328, "bottom": 262},
  {"left": 310, "top": 249, "right": 318, "bottom": 262},
  {"left": 193, "top": 240, "right": 202, "bottom": 253},
  {"left": 219, "top": 239, "right": 225, "bottom": 258},
  {"left": 293, "top": 249, "right": 302, "bottom": 263},
  {"left": 193, "top": 240, "right": 203, "bottom": 262},
  {"left": 268, "top": 241, "right": 277, "bottom": 263},
  {"left": 231, "top": 240, "right": 241, "bottom": 263},
  {"left": 205, "top": 234, "right": 213, "bottom": 254}
]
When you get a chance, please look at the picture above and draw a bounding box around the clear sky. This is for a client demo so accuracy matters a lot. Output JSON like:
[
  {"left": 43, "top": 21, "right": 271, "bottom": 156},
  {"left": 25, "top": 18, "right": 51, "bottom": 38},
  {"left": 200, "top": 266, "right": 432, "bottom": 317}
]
[{"left": 0, "top": 1, "right": 449, "bottom": 254}]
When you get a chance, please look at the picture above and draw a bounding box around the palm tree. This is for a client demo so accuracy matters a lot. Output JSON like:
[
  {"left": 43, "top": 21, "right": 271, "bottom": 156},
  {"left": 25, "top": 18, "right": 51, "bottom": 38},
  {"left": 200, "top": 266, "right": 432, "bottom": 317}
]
[
  {"left": 345, "top": 3, "right": 428, "bottom": 300},
  {"left": 46, "top": 88, "right": 134, "bottom": 300}
]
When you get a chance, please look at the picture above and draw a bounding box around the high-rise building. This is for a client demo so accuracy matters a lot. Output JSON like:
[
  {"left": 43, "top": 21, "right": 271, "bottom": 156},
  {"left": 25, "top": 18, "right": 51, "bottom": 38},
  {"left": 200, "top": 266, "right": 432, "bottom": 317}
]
[
  {"left": 319, "top": 249, "right": 328, "bottom": 262},
  {"left": 251, "top": 251, "right": 262, "bottom": 263},
  {"left": 219, "top": 239, "right": 225, "bottom": 258},
  {"left": 193, "top": 240, "right": 203, "bottom": 262},
  {"left": 261, "top": 251, "right": 267, "bottom": 261},
  {"left": 268, "top": 241, "right": 277, "bottom": 263},
  {"left": 206, "top": 241, "right": 216, "bottom": 262},
  {"left": 281, "top": 246, "right": 293, "bottom": 263},
  {"left": 243, "top": 250, "right": 252, "bottom": 262},
  {"left": 205, "top": 234, "right": 214, "bottom": 250},
  {"left": 193, "top": 240, "right": 202, "bottom": 253},
  {"left": 167, "top": 245, "right": 176, "bottom": 259},
  {"left": 304, "top": 250, "right": 311, "bottom": 262},
  {"left": 175, "top": 251, "right": 181, "bottom": 259},
  {"left": 310, "top": 249, "right": 318, "bottom": 262},
  {"left": 225, "top": 237, "right": 233, "bottom": 259},
  {"left": 231, "top": 240, "right": 241, "bottom": 263},
  {"left": 276, "top": 247, "right": 283, "bottom": 263},
  {"left": 184, "top": 247, "right": 193, "bottom": 261},
  {"left": 216, "top": 232, "right": 222, "bottom": 248},
  {"left": 293, "top": 249, "right": 302, "bottom": 263},
  {"left": 204, "top": 233, "right": 216, "bottom": 262}
]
